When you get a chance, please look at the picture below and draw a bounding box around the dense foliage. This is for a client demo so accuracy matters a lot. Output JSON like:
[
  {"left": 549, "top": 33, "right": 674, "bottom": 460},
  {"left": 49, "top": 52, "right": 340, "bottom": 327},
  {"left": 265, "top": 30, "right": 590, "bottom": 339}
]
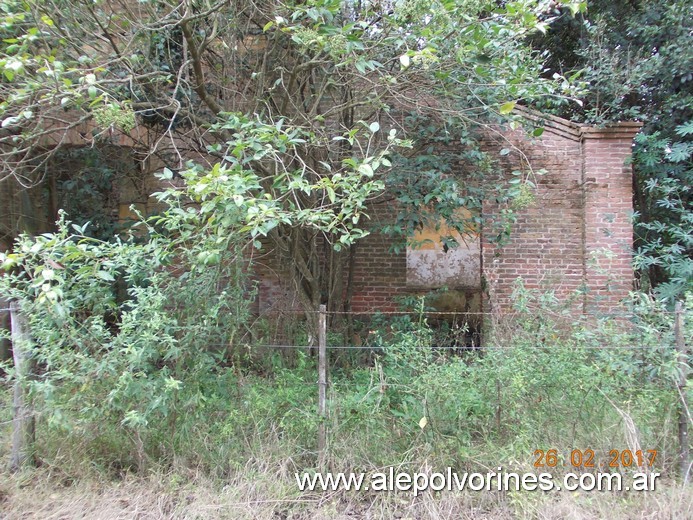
[
  {"left": 0, "top": 200, "right": 253, "bottom": 465},
  {"left": 1, "top": 249, "right": 688, "bottom": 481},
  {"left": 0, "top": 0, "right": 586, "bottom": 326}
]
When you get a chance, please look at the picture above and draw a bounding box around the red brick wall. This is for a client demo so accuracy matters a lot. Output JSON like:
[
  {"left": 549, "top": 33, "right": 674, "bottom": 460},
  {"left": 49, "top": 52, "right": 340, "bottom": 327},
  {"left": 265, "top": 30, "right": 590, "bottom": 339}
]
[
  {"left": 246, "top": 112, "right": 642, "bottom": 317},
  {"left": 12, "top": 106, "right": 639, "bottom": 319},
  {"left": 252, "top": 201, "right": 410, "bottom": 314},
  {"left": 348, "top": 203, "right": 408, "bottom": 313},
  {"left": 481, "top": 121, "right": 586, "bottom": 314},
  {"left": 350, "top": 116, "right": 640, "bottom": 316},
  {"left": 581, "top": 126, "right": 641, "bottom": 313},
  {"left": 482, "top": 117, "right": 640, "bottom": 315}
]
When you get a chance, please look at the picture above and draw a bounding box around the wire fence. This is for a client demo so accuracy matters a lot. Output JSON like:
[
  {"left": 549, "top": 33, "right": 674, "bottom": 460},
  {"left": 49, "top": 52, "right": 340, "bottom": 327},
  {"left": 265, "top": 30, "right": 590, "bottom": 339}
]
[
  {"left": 250, "top": 343, "right": 679, "bottom": 350},
  {"left": 1, "top": 305, "right": 689, "bottom": 353},
  {"left": 0, "top": 307, "right": 690, "bottom": 315},
  {"left": 299, "top": 308, "right": 690, "bottom": 316},
  {"left": 186, "top": 342, "right": 680, "bottom": 351},
  {"left": 2, "top": 300, "right": 690, "bottom": 474}
]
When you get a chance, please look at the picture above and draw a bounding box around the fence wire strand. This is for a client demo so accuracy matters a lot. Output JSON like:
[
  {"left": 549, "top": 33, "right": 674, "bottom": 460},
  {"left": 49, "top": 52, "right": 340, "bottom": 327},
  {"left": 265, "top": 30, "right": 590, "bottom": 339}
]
[
  {"left": 227, "top": 343, "right": 678, "bottom": 351},
  {"left": 0, "top": 308, "right": 690, "bottom": 316}
]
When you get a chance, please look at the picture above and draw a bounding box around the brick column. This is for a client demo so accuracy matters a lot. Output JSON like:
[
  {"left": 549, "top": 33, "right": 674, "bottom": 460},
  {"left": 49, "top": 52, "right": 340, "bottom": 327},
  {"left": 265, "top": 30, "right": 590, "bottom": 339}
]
[{"left": 580, "top": 123, "right": 642, "bottom": 314}]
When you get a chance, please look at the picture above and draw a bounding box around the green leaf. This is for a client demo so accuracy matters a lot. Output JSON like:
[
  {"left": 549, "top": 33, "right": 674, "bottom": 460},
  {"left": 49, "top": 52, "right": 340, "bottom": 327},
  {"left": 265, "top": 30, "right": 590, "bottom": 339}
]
[
  {"left": 96, "top": 270, "right": 115, "bottom": 282},
  {"left": 369, "top": 121, "right": 380, "bottom": 133},
  {"left": 675, "top": 121, "right": 693, "bottom": 137},
  {"left": 358, "top": 163, "right": 374, "bottom": 177},
  {"left": 499, "top": 101, "right": 516, "bottom": 115},
  {"left": 1, "top": 116, "right": 20, "bottom": 128},
  {"left": 666, "top": 142, "right": 691, "bottom": 163}
]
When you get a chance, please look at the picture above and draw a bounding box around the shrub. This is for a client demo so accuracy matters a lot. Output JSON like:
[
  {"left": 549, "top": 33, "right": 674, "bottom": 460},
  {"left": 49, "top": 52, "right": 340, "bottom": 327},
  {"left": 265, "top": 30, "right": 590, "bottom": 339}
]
[{"left": 0, "top": 209, "right": 251, "bottom": 471}]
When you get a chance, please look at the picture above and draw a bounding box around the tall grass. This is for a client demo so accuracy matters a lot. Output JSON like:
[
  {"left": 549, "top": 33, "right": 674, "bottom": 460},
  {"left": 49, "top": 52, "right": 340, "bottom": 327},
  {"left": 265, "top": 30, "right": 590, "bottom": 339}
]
[{"left": 1, "top": 287, "right": 690, "bottom": 518}]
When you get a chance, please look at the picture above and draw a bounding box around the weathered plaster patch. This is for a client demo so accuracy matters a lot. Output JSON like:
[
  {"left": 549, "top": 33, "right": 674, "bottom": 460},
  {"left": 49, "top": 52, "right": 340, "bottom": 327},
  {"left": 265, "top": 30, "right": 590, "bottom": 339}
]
[{"left": 406, "top": 222, "right": 480, "bottom": 288}]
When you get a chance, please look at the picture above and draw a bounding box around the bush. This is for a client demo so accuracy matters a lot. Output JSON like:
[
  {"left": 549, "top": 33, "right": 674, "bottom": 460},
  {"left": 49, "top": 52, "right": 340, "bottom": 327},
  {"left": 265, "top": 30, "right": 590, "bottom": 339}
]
[{"left": 0, "top": 209, "right": 252, "bottom": 471}]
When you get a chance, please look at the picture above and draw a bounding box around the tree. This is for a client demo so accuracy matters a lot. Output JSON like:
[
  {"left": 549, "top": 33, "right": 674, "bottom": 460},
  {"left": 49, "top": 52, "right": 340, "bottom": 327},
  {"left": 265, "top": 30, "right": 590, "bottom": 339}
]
[{"left": 0, "top": 0, "right": 585, "bottom": 341}]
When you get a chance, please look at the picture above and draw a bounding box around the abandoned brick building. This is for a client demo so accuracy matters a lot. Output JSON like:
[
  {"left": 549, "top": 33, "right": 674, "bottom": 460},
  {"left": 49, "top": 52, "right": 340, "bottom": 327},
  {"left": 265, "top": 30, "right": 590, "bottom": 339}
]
[{"left": 1, "top": 109, "right": 641, "bottom": 322}]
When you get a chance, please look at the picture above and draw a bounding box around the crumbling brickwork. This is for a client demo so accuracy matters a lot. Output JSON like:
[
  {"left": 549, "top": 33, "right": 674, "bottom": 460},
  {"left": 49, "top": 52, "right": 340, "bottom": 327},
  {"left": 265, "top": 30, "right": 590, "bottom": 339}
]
[{"left": 255, "top": 111, "right": 641, "bottom": 316}]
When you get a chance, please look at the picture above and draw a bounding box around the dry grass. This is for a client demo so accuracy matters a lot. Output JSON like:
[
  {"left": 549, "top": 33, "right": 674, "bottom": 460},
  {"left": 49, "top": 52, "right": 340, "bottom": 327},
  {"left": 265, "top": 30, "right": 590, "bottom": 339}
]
[{"left": 0, "top": 466, "right": 691, "bottom": 520}]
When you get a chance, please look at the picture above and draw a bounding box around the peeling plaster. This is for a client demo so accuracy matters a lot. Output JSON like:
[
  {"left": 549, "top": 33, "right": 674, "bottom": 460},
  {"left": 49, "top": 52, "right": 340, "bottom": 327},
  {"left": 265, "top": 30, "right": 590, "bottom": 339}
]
[{"left": 406, "top": 221, "right": 481, "bottom": 288}]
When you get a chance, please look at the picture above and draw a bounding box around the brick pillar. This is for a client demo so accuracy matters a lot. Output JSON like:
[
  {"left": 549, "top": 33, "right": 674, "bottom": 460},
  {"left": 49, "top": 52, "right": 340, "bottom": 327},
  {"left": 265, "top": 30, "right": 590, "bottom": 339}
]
[{"left": 580, "top": 122, "right": 642, "bottom": 314}]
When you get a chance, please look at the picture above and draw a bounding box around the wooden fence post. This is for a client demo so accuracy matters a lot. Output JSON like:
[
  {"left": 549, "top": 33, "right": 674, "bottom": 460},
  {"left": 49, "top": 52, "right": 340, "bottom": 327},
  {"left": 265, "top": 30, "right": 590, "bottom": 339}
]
[
  {"left": 0, "top": 298, "right": 10, "bottom": 364},
  {"left": 675, "top": 301, "right": 690, "bottom": 484},
  {"left": 9, "top": 300, "right": 36, "bottom": 472},
  {"left": 317, "top": 304, "right": 327, "bottom": 468}
]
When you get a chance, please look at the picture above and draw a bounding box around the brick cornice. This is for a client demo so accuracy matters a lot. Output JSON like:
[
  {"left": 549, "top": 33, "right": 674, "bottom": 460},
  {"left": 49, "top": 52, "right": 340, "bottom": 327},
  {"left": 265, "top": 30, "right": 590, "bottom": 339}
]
[
  {"left": 514, "top": 106, "right": 642, "bottom": 142},
  {"left": 578, "top": 122, "right": 643, "bottom": 140},
  {"left": 514, "top": 106, "right": 581, "bottom": 140}
]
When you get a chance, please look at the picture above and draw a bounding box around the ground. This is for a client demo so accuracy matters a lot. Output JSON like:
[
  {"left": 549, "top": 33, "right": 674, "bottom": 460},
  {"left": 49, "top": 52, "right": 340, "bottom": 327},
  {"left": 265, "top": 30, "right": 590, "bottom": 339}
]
[{"left": 0, "top": 469, "right": 691, "bottom": 519}]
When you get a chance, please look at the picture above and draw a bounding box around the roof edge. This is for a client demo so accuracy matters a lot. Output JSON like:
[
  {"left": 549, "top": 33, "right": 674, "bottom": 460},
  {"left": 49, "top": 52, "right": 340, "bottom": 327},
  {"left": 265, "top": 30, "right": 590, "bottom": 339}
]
[{"left": 514, "top": 106, "right": 642, "bottom": 141}]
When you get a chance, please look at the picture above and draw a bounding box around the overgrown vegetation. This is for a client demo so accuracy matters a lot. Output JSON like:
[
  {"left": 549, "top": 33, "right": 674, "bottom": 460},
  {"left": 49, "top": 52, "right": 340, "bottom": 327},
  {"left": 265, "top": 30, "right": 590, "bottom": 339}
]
[
  {"left": 0, "top": 1, "right": 691, "bottom": 518},
  {"left": 1, "top": 214, "right": 691, "bottom": 516},
  {"left": 0, "top": 0, "right": 587, "bottom": 333}
]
